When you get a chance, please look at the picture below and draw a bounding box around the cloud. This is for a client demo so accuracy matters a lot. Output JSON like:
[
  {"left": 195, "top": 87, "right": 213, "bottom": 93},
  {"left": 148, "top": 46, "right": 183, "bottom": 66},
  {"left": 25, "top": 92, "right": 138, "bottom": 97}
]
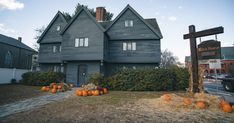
[
  {"left": 178, "top": 6, "right": 183, "bottom": 9},
  {"left": 168, "top": 16, "right": 177, "bottom": 21},
  {"left": 0, "top": 0, "right": 24, "bottom": 10},
  {"left": 155, "top": 12, "right": 160, "bottom": 15},
  {"left": 0, "top": 23, "right": 18, "bottom": 37}
]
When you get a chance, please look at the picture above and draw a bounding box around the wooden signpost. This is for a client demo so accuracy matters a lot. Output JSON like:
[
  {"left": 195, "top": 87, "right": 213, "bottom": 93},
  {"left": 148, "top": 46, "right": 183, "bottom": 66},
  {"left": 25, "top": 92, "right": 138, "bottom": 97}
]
[{"left": 183, "top": 25, "right": 224, "bottom": 93}]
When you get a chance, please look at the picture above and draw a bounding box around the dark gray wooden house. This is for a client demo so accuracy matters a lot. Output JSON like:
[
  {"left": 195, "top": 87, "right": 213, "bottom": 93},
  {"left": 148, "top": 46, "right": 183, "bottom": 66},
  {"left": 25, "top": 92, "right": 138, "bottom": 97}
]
[
  {"left": 0, "top": 34, "right": 35, "bottom": 69},
  {"left": 38, "top": 5, "right": 163, "bottom": 86}
]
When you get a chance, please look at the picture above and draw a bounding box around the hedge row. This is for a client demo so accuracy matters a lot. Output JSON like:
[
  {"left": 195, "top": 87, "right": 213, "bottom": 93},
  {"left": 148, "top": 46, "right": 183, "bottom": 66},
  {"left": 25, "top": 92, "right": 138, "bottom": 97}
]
[
  {"left": 89, "top": 67, "right": 189, "bottom": 91},
  {"left": 20, "top": 71, "right": 65, "bottom": 86}
]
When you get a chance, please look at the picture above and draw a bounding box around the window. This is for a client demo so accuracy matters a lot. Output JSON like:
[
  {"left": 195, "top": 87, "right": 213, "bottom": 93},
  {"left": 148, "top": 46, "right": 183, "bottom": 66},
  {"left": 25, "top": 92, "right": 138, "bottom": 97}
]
[
  {"left": 53, "top": 46, "right": 57, "bottom": 53},
  {"left": 59, "top": 45, "right": 62, "bottom": 52},
  {"left": 75, "top": 38, "right": 89, "bottom": 47},
  {"left": 4, "top": 51, "right": 13, "bottom": 67},
  {"left": 56, "top": 26, "right": 61, "bottom": 31},
  {"left": 125, "top": 20, "right": 133, "bottom": 27},
  {"left": 53, "top": 66, "right": 60, "bottom": 72},
  {"left": 123, "top": 42, "right": 136, "bottom": 51}
]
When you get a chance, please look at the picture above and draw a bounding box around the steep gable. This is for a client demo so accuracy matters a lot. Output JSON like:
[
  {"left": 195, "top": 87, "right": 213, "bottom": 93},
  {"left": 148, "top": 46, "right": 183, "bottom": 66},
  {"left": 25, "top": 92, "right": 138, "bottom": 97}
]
[
  {"left": 60, "top": 7, "right": 105, "bottom": 35},
  {"left": 37, "top": 11, "right": 67, "bottom": 43},
  {"left": 60, "top": 7, "right": 105, "bottom": 61},
  {"left": 106, "top": 5, "right": 163, "bottom": 40}
]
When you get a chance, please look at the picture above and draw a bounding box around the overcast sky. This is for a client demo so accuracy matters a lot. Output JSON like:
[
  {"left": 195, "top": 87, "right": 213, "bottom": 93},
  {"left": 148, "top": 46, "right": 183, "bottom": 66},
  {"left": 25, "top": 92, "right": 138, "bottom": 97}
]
[{"left": 0, "top": 0, "right": 233, "bottom": 63}]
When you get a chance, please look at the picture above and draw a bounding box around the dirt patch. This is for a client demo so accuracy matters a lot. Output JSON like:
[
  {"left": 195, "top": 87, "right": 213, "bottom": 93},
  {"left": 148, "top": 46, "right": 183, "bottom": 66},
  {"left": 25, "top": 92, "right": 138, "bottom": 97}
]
[
  {"left": 0, "top": 84, "right": 47, "bottom": 105},
  {"left": 0, "top": 91, "right": 233, "bottom": 123}
]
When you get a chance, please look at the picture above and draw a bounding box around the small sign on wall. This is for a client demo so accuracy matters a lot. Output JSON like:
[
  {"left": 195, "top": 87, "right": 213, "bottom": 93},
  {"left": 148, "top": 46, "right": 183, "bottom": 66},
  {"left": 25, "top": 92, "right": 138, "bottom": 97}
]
[{"left": 209, "top": 59, "right": 221, "bottom": 69}]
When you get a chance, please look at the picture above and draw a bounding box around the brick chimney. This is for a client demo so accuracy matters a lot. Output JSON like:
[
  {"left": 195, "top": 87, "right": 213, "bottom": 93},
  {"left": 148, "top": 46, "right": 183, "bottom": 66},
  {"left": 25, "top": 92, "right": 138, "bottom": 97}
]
[
  {"left": 18, "top": 37, "right": 22, "bottom": 42},
  {"left": 96, "top": 7, "right": 106, "bottom": 22}
]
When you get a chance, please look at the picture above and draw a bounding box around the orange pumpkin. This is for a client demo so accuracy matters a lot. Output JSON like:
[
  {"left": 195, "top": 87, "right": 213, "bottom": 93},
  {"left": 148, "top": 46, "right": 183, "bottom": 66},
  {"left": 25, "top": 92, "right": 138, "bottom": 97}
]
[
  {"left": 91, "top": 90, "right": 96, "bottom": 95},
  {"left": 223, "top": 104, "right": 233, "bottom": 113},
  {"left": 196, "top": 101, "right": 206, "bottom": 109},
  {"left": 103, "top": 88, "right": 108, "bottom": 94},
  {"left": 93, "top": 90, "right": 100, "bottom": 96},
  {"left": 57, "top": 85, "right": 62, "bottom": 89},
  {"left": 53, "top": 85, "right": 58, "bottom": 89},
  {"left": 88, "top": 91, "right": 92, "bottom": 96},
  {"left": 232, "top": 105, "right": 234, "bottom": 110},
  {"left": 76, "top": 90, "right": 83, "bottom": 96},
  {"left": 45, "top": 86, "right": 50, "bottom": 91},
  {"left": 220, "top": 100, "right": 230, "bottom": 108},
  {"left": 82, "top": 90, "right": 88, "bottom": 97},
  {"left": 41, "top": 86, "right": 47, "bottom": 91},
  {"left": 163, "top": 94, "right": 172, "bottom": 101},
  {"left": 183, "top": 98, "right": 192, "bottom": 106},
  {"left": 51, "top": 88, "right": 57, "bottom": 94}
]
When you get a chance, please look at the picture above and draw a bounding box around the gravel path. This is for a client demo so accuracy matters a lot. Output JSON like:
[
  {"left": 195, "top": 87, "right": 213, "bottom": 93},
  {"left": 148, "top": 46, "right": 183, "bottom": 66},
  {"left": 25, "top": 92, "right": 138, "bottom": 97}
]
[{"left": 0, "top": 88, "right": 77, "bottom": 118}]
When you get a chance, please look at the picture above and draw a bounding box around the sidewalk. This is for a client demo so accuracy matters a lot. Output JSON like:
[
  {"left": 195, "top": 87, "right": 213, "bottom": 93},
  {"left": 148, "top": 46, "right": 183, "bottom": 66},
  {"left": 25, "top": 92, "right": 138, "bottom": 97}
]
[{"left": 0, "top": 88, "right": 76, "bottom": 118}]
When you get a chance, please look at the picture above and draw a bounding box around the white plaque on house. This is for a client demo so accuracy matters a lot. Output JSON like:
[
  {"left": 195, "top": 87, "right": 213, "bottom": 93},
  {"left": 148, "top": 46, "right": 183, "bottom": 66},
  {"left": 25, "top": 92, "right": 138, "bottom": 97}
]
[{"left": 209, "top": 59, "right": 221, "bottom": 69}]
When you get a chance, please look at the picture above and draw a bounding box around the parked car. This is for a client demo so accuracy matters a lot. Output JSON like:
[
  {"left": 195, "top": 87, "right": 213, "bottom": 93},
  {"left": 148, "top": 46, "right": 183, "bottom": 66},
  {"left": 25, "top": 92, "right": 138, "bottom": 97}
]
[{"left": 220, "top": 77, "right": 234, "bottom": 92}]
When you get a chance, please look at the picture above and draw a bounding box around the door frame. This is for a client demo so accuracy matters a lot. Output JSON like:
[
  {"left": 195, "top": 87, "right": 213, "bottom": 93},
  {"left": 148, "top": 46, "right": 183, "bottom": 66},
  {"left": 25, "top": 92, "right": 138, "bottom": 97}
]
[{"left": 77, "top": 64, "right": 88, "bottom": 86}]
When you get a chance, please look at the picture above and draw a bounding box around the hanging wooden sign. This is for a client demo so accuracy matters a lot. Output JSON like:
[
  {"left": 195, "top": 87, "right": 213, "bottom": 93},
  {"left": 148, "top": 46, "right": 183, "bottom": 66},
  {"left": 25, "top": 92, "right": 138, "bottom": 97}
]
[{"left": 198, "top": 40, "right": 221, "bottom": 60}]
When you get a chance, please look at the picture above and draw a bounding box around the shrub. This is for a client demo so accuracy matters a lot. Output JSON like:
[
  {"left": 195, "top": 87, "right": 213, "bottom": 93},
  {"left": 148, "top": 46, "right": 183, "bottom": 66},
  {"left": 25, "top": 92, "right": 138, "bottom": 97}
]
[
  {"left": 20, "top": 71, "right": 65, "bottom": 86},
  {"left": 89, "top": 67, "right": 189, "bottom": 91}
]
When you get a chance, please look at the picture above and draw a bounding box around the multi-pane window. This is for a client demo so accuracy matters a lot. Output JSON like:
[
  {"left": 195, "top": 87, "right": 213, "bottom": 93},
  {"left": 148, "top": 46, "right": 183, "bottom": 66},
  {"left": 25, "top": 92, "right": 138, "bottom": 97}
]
[
  {"left": 59, "top": 45, "right": 62, "bottom": 52},
  {"left": 75, "top": 38, "right": 89, "bottom": 47},
  {"left": 125, "top": 20, "right": 133, "bottom": 27},
  {"left": 56, "top": 26, "right": 61, "bottom": 31},
  {"left": 123, "top": 42, "right": 136, "bottom": 51}
]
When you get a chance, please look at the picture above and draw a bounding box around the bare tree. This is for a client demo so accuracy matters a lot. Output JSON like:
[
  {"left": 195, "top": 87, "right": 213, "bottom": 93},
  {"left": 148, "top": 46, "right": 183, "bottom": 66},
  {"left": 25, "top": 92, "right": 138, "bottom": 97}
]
[
  {"left": 33, "top": 26, "right": 46, "bottom": 51},
  {"left": 160, "top": 49, "right": 178, "bottom": 68}
]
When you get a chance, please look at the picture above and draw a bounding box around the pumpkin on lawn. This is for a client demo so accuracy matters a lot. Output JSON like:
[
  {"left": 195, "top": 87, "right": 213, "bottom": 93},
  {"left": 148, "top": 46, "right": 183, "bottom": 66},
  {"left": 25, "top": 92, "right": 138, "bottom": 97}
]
[
  {"left": 41, "top": 86, "right": 47, "bottom": 91},
  {"left": 76, "top": 90, "right": 83, "bottom": 96},
  {"left": 183, "top": 98, "right": 192, "bottom": 106},
  {"left": 222, "top": 104, "right": 233, "bottom": 113},
  {"left": 51, "top": 88, "right": 57, "bottom": 94},
  {"left": 163, "top": 94, "right": 172, "bottom": 101},
  {"left": 53, "top": 85, "right": 58, "bottom": 89},
  {"left": 88, "top": 90, "right": 92, "bottom": 96},
  {"left": 196, "top": 101, "right": 206, "bottom": 109},
  {"left": 82, "top": 90, "right": 88, "bottom": 97},
  {"left": 232, "top": 105, "right": 234, "bottom": 110},
  {"left": 93, "top": 90, "right": 100, "bottom": 96}
]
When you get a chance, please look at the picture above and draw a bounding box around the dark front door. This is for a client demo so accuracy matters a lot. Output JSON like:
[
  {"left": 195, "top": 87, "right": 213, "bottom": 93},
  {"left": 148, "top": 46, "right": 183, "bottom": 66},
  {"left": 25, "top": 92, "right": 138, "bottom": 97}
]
[{"left": 78, "top": 65, "right": 87, "bottom": 86}]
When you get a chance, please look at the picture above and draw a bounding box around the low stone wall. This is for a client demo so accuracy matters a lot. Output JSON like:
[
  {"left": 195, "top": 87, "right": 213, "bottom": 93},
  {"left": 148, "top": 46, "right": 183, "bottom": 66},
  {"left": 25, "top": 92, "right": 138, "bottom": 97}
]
[{"left": 0, "top": 68, "right": 29, "bottom": 84}]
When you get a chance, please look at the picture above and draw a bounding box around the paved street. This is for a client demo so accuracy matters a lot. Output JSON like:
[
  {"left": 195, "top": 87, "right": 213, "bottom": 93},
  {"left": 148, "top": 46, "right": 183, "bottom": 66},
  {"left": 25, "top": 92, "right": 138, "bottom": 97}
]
[{"left": 204, "top": 79, "right": 234, "bottom": 104}]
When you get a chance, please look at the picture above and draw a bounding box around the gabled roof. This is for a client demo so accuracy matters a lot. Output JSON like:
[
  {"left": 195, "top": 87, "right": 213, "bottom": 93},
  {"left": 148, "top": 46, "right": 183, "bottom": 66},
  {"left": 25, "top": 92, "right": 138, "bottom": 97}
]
[
  {"left": 37, "top": 11, "right": 67, "bottom": 43},
  {"left": 105, "top": 4, "right": 163, "bottom": 39},
  {"left": 60, "top": 7, "right": 105, "bottom": 35},
  {"left": 0, "top": 34, "right": 35, "bottom": 52}
]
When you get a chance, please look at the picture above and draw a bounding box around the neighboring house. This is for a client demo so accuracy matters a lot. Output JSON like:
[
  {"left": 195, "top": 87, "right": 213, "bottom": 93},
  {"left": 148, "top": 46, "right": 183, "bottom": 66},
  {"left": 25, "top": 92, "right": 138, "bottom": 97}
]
[
  {"left": 38, "top": 5, "right": 163, "bottom": 86},
  {"left": 185, "top": 46, "right": 234, "bottom": 74},
  {"left": 0, "top": 34, "right": 36, "bottom": 83}
]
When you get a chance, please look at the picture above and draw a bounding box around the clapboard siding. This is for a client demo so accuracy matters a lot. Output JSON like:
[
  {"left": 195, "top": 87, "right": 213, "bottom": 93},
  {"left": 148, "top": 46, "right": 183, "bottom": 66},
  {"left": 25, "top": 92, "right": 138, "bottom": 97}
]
[
  {"left": 0, "top": 43, "right": 33, "bottom": 69},
  {"left": 40, "top": 15, "right": 66, "bottom": 43},
  {"left": 38, "top": 43, "right": 61, "bottom": 63},
  {"left": 107, "top": 40, "right": 160, "bottom": 63},
  {"left": 107, "top": 9, "right": 159, "bottom": 40},
  {"left": 61, "top": 10, "right": 104, "bottom": 61},
  {"left": 66, "top": 61, "right": 100, "bottom": 86}
]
